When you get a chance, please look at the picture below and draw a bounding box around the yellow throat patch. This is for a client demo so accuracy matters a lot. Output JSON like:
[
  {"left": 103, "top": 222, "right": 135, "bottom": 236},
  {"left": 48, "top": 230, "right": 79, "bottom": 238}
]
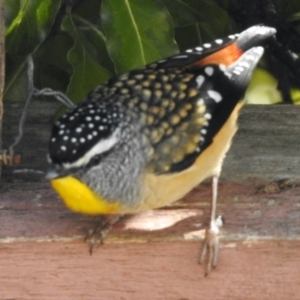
[{"left": 51, "top": 176, "right": 120, "bottom": 215}]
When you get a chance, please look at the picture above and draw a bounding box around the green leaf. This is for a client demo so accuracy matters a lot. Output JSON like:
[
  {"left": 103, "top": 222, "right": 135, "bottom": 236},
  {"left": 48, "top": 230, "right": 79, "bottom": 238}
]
[
  {"left": 72, "top": 15, "right": 115, "bottom": 73},
  {"left": 163, "top": 0, "right": 230, "bottom": 39},
  {"left": 101, "top": 0, "right": 178, "bottom": 74},
  {"left": 4, "top": 0, "right": 62, "bottom": 102},
  {"left": 5, "top": 0, "right": 61, "bottom": 55},
  {"left": 61, "top": 15, "right": 112, "bottom": 103},
  {"left": 33, "top": 32, "right": 74, "bottom": 93},
  {"left": 3, "top": 56, "right": 28, "bottom": 102}
]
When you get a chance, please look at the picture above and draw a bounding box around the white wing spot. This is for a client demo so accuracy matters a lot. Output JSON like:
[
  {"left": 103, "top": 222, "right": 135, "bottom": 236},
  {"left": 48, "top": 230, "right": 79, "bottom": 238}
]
[
  {"left": 185, "top": 49, "right": 193, "bottom": 53},
  {"left": 207, "top": 90, "right": 222, "bottom": 102},
  {"left": 197, "top": 98, "right": 204, "bottom": 106},
  {"left": 204, "top": 113, "right": 212, "bottom": 120},
  {"left": 195, "top": 47, "right": 203, "bottom": 51},
  {"left": 224, "top": 71, "right": 232, "bottom": 79},
  {"left": 196, "top": 75, "right": 205, "bottom": 88},
  {"left": 205, "top": 67, "right": 214, "bottom": 76},
  {"left": 215, "top": 39, "right": 223, "bottom": 44},
  {"left": 201, "top": 129, "right": 207, "bottom": 135},
  {"left": 172, "top": 55, "right": 188, "bottom": 59},
  {"left": 203, "top": 43, "right": 211, "bottom": 48}
]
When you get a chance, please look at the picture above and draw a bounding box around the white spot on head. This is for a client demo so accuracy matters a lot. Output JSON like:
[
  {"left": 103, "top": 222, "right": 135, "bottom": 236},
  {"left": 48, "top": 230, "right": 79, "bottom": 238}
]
[
  {"left": 207, "top": 90, "right": 222, "bottom": 102},
  {"left": 196, "top": 75, "right": 205, "bottom": 88},
  {"left": 76, "top": 127, "right": 82, "bottom": 133},
  {"left": 89, "top": 110, "right": 95, "bottom": 114},
  {"left": 80, "top": 137, "right": 85, "bottom": 143},
  {"left": 205, "top": 67, "right": 214, "bottom": 76},
  {"left": 87, "top": 134, "right": 93, "bottom": 140},
  {"left": 203, "top": 43, "right": 211, "bottom": 48},
  {"left": 59, "top": 130, "right": 64, "bottom": 135},
  {"left": 51, "top": 137, "right": 56, "bottom": 142},
  {"left": 201, "top": 129, "right": 207, "bottom": 135},
  {"left": 61, "top": 145, "right": 67, "bottom": 151},
  {"left": 71, "top": 137, "right": 77, "bottom": 143},
  {"left": 215, "top": 39, "right": 223, "bottom": 44},
  {"left": 95, "top": 116, "right": 100, "bottom": 121},
  {"left": 86, "top": 116, "right": 92, "bottom": 121},
  {"left": 59, "top": 124, "right": 66, "bottom": 129},
  {"left": 63, "top": 136, "right": 69, "bottom": 141},
  {"left": 69, "top": 116, "right": 75, "bottom": 121},
  {"left": 88, "top": 123, "right": 94, "bottom": 129},
  {"left": 92, "top": 131, "right": 98, "bottom": 136}
]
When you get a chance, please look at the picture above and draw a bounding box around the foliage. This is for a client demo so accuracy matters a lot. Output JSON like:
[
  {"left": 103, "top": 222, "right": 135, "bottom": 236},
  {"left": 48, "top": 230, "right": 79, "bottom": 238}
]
[{"left": 3, "top": 0, "right": 300, "bottom": 105}]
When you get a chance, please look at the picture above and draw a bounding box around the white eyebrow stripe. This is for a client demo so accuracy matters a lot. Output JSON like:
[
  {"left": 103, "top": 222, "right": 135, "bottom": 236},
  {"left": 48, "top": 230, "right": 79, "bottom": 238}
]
[{"left": 62, "top": 128, "right": 120, "bottom": 169}]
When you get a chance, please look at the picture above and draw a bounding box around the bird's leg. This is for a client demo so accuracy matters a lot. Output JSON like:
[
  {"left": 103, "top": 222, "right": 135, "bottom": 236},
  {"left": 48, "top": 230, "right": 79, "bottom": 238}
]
[
  {"left": 85, "top": 214, "right": 121, "bottom": 254},
  {"left": 199, "top": 175, "right": 223, "bottom": 276}
]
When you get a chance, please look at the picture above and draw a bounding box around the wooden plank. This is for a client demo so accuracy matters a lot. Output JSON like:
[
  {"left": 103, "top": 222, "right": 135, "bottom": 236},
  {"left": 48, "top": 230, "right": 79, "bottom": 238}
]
[{"left": 1, "top": 240, "right": 300, "bottom": 300}]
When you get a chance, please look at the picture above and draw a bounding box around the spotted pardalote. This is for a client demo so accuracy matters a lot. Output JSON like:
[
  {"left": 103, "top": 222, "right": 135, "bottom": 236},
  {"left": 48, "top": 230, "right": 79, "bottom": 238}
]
[{"left": 47, "top": 25, "right": 276, "bottom": 275}]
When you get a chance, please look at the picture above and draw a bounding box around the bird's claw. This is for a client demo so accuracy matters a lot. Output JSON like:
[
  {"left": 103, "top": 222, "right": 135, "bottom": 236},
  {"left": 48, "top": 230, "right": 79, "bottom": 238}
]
[
  {"left": 199, "top": 215, "right": 223, "bottom": 276},
  {"left": 85, "top": 215, "right": 120, "bottom": 254}
]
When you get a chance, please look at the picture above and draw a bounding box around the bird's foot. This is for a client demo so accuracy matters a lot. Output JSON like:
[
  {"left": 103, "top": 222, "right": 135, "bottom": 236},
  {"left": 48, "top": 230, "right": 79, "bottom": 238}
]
[
  {"left": 85, "top": 215, "right": 121, "bottom": 254},
  {"left": 199, "top": 215, "right": 223, "bottom": 276}
]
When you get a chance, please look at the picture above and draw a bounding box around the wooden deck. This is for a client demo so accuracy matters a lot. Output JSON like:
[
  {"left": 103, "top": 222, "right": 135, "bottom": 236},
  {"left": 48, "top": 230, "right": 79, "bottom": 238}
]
[{"left": 1, "top": 103, "right": 300, "bottom": 299}]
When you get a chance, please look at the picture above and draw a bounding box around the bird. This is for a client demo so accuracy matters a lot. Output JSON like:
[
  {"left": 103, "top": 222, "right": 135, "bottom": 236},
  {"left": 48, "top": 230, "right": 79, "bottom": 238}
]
[{"left": 47, "top": 25, "right": 276, "bottom": 275}]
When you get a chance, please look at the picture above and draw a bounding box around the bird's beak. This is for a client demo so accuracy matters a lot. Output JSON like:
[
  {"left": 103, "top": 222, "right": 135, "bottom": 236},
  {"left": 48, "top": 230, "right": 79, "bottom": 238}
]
[{"left": 45, "top": 169, "right": 60, "bottom": 180}]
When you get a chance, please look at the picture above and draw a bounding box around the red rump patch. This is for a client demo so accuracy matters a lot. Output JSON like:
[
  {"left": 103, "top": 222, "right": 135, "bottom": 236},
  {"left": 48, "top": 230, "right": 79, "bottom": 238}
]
[{"left": 195, "top": 43, "right": 244, "bottom": 67}]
